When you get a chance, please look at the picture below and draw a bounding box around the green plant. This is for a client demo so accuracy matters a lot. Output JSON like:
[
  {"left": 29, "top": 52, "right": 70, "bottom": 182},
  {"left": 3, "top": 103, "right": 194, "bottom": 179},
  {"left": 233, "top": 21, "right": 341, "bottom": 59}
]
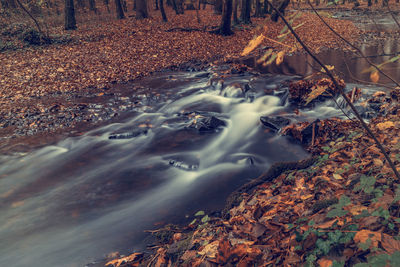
[{"left": 327, "top": 195, "right": 351, "bottom": 218}]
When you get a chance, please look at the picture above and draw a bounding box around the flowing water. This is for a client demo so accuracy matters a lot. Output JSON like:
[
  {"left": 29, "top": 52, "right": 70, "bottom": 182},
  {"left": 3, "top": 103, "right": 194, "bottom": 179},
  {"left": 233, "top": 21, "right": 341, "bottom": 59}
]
[{"left": 0, "top": 59, "right": 393, "bottom": 266}]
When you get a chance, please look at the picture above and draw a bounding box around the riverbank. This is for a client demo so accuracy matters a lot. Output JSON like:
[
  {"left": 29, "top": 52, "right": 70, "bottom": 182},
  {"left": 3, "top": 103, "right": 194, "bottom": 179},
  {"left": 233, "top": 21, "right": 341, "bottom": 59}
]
[
  {"left": 105, "top": 88, "right": 400, "bottom": 266},
  {"left": 0, "top": 8, "right": 360, "bottom": 153}
]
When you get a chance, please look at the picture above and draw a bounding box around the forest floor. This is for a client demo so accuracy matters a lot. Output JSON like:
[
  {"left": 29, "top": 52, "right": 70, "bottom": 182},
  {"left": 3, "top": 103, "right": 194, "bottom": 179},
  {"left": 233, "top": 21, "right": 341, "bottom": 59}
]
[
  {"left": 2, "top": 3, "right": 400, "bottom": 266},
  {"left": 0, "top": 6, "right": 362, "bottom": 152}
]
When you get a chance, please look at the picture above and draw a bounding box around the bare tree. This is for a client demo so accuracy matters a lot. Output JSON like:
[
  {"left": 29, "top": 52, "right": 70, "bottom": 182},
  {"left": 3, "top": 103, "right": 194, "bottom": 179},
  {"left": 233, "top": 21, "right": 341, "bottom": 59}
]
[
  {"left": 214, "top": 0, "right": 223, "bottom": 14},
  {"left": 115, "top": 0, "right": 125, "bottom": 18},
  {"left": 218, "top": 0, "right": 233, "bottom": 35},
  {"left": 136, "top": 0, "right": 148, "bottom": 18},
  {"left": 89, "top": 0, "right": 97, "bottom": 13},
  {"left": 159, "top": 0, "right": 167, "bottom": 21},
  {"left": 232, "top": 0, "right": 239, "bottom": 24},
  {"left": 240, "top": 0, "right": 251, "bottom": 24},
  {"left": 254, "top": 0, "right": 263, "bottom": 17},
  {"left": 64, "top": 0, "right": 77, "bottom": 30}
]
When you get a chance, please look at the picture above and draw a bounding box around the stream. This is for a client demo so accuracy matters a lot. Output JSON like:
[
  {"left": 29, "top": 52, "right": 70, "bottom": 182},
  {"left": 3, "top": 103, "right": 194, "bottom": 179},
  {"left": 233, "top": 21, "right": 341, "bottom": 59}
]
[{"left": 0, "top": 45, "right": 398, "bottom": 266}]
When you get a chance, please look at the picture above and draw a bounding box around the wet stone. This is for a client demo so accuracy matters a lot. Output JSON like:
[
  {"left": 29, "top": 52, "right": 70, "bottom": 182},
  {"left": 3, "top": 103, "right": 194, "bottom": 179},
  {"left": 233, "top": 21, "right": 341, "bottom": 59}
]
[
  {"left": 195, "top": 116, "right": 226, "bottom": 133},
  {"left": 109, "top": 129, "right": 148, "bottom": 140},
  {"left": 169, "top": 160, "right": 199, "bottom": 171},
  {"left": 260, "top": 116, "right": 291, "bottom": 132}
]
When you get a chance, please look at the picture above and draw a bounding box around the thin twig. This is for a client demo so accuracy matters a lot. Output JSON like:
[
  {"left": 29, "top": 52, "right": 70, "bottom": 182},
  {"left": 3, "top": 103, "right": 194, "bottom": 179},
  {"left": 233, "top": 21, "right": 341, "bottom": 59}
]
[
  {"left": 387, "top": 4, "right": 400, "bottom": 30},
  {"left": 267, "top": 0, "right": 400, "bottom": 180},
  {"left": 351, "top": 52, "right": 400, "bottom": 59},
  {"left": 306, "top": 0, "right": 400, "bottom": 88},
  {"left": 15, "top": 0, "right": 46, "bottom": 39}
]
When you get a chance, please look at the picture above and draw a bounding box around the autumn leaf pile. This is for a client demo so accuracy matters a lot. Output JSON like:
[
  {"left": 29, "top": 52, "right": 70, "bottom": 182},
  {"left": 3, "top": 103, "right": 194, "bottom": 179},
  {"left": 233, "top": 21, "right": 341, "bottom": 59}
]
[
  {"left": 0, "top": 8, "right": 358, "bottom": 110},
  {"left": 105, "top": 89, "right": 400, "bottom": 266}
]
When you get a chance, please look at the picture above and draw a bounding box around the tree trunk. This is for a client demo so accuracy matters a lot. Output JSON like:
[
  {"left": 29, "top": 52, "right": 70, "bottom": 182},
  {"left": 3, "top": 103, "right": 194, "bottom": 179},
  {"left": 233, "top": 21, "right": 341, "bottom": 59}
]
[
  {"left": 89, "top": 0, "right": 97, "bottom": 13},
  {"left": 233, "top": 0, "right": 239, "bottom": 23},
  {"left": 115, "top": 0, "right": 125, "bottom": 18},
  {"left": 367, "top": 0, "right": 371, "bottom": 6},
  {"left": 240, "top": 0, "right": 251, "bottom": 24},
  {"left": 155, "top": 0, "right": 158, "bottom": 9},
  {"left": 104, "top": 0, "right": 110, "bottom": 12},
  {"left": 219, "top": 0, "right": 233, "bottom": 35},
  {"left": 263, "top": 0, "right": 269, "bottom": 13},
  {"left": 64, "top": 0, "right": 77, "bottom": 30},
  {"left": 214, "top": 0, "right": 222, "bottom": 14},
  {"left": 133, "top": 0, "right": 136, "bottom": 10},
  {"left": 254, "top": 0, "right": 262, "bottom": 17},
  {"left": 159, "top": 0, "right": 167, "bottom": 21},
  {"left": 382, "top": 0, "right": 388, "bottom": 6},
  {"left": 136, "top": 0, "right": 148, "bottom": 18},
  {"left": 270, "top": 0, "right": 289, "bottom": 22}
]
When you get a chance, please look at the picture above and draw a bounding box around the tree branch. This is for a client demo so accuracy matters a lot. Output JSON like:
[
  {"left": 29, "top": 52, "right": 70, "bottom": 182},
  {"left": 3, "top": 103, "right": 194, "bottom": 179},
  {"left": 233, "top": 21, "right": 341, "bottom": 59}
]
[
  {"left": 266, "top": 0, "right": 400, "bottom": 180},
  {"left": 306, "top": 0, "right": 400, "bottom": 88}
]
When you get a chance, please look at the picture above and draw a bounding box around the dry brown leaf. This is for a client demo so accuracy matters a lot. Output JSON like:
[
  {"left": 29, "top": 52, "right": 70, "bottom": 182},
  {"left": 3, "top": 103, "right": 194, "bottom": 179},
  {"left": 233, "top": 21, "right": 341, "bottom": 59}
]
[
  {"left": 105, "top": 252, "right": 143, "bottom": 267},
  {"left": 315, "top": 219, "right": 337, "bottom": 229},
  {"left": 382, "top": 234, "right": 400, "bottom": 254}
]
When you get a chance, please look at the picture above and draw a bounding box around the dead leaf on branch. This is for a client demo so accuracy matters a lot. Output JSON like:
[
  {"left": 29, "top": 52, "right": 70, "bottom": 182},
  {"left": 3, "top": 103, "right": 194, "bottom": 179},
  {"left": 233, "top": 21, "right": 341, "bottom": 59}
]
[
  {"left": 370, "top": 71, "right": 380, "bottom": 83},
  {"left": 276, "top": 51, "right": 285, "bottom": 66},
  {"left": 241, "top": 34, "right": 265, "bottom": 56}
]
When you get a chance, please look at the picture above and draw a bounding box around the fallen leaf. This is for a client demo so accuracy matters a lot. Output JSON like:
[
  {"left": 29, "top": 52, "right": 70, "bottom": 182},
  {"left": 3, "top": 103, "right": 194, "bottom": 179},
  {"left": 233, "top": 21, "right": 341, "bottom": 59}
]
[
  {"left": 377, "top": 121, "right": 394, "bottom": 131},
  {"left": 370, "top": 71, "right": 379, "bottom": 83},
  {"left": 318, "top": 257, "right": 333, "bottom": 267},
  {"left": 382, "top": 234, "right": 400, "bottom": 254},
  {"left": 354, "top": 230, "right": 381, "bottom": 248}
]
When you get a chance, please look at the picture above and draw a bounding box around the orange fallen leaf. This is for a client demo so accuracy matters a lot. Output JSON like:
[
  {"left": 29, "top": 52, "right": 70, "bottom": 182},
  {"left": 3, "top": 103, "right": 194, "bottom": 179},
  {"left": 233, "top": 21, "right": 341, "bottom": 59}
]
[
  {"left": 105, "top": 252, "right": 143, "bottom": 267},
  {"left": 318, "top": 257, "right": 333, "bottom": 267},
  {"left": 354, "top": 229, "right": 381, "bottom": 248},
  {"left": 377, "top": 121, "right": 394, "bottom": 131},
  {"left": 370, "top": 71, "right": 379, "bottom": 83}
]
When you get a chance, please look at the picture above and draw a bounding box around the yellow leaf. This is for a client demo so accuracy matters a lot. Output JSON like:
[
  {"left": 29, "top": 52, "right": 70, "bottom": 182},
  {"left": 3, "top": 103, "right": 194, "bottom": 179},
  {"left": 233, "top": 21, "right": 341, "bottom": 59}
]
[
  {"left": 347, "top": 205, "right": 368, "bottom": 216},
  {"left": 276, "top": 51, "right": 285, "bottom": 66},
  {"left": 320, "top": 65, "right": 335, "bottom": 73},
  {"left": 304, "top": 85, "right": 329, "bottom": 105},
  {"left": 333, "top": 174, "right": 343, "bottom": 180},
  {"left": 370, "top": 71, "right": 379, "bottom": 83},
  {"left": 241, "top": 34, "right": 265, "bottom": 56},
  {"left": 373, "top": 158, "right": 383, "bottom": 167},
  {"left": 376, "top": 121, "right": 394, "bottom": 131},
  {"left": 198, "top": 240, "right": 219, "bottom": 258},
  {"left": 57, "top": 67, "right": 65, "bottom": 72}
]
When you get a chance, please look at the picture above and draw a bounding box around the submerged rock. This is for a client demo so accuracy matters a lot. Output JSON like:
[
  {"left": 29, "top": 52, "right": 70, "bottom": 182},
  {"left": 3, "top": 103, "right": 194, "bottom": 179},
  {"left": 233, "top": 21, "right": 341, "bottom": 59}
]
[
  {"left": 109, "top": 129, "right": 148, "bottom": 139},
  {"left": 195, "top": 116, "right": 226, "bottom": 133},
  {"left": 169, "top": 160, "right": 198, "bottom": 171},
  {"left": 260, "top": 116, "right": 291, "bottom": 132}
]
